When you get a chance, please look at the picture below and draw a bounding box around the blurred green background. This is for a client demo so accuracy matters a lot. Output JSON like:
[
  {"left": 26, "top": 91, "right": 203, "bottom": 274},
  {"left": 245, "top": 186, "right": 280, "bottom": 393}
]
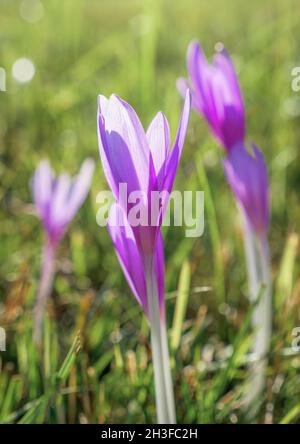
[{"left": 0, "top": 0, "right": 300, "bottom": 424}]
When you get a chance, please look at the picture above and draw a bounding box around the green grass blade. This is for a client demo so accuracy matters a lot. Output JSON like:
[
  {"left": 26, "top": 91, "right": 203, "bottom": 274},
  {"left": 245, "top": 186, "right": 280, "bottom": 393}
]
[
  {"left": 280, "top": 403, "right": 300, "bottom": 424},
  {"left": 57, "top": 332, "right": 81, "bottom": 382},
  {"left": 275, "top": 232, "right": 299, "bottom": 309},
  {"left": 171, "top": 260, "right": 191, "bottom": 351}
]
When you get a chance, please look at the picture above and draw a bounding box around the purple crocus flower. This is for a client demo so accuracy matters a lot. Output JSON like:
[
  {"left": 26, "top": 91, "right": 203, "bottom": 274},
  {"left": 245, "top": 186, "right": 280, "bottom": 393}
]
[
  {"left": 32, "top": 158, "right": 95, "bottom": 343},
  {"left": 33, "top": 159, "right": 95, "bottom": 247},
  {"left": 97, "top": 91, "right": 191, "bottom": 316},
  {"left": 224, "top": 142, "right": 272, "bottom": 406},
  {"left": 177, "top": 41, "right": 245, "bottom": 151},
  {"left": 97, "top": 92, "right": 191, "bottom": 424},
  {"left": 177, "top": 40, "right": 269, "bottom": 237},
  {"left": 224, "top": 142, "right": 271, "bottom": 406},
  {"left": 224, "top": 143, "right": 269, "bottom": 237}
]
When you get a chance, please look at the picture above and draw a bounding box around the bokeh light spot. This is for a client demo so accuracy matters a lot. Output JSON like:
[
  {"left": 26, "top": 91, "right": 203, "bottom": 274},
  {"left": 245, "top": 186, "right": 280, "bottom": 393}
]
[
  {"left": 12, "top": 58, "right": 36, "bottom": 83},
  {"left": 20, "top": 0, "right": 44, "bottom": 24}
]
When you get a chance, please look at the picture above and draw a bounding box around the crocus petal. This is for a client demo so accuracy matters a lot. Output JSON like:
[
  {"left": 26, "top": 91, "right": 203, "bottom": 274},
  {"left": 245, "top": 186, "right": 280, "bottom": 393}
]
[
  {"left": 50, "top": 173, "right": 72, "bottom": 227},
  {"left": 190, "top": 44, "right": 227, "bottom": 144},
  {"left": 98, "top": 94, "right": 109, "bottom": 117},
  {"left": 176, "top": 77, "right": 189, "bottom": 99},
  {"left": 186, "top": 41, "right": 207, "bottom": 112},
  {"left": 209, "top": 70, "right": 242, "bottom": 148},
  {"left": 163, "top": 89, "right": 191, "bottom": 195},
  {"left": 213, "top": 49, "right": 245, "bottom": 117},
  {"left": 176, "top": 77, "right": 202, "bottom": 113},
  {"left": 107, "top": 203, "right": 148, "bottom": 313},
  {"left": 32, "top": 160, "right": 54, "bottom": 218},
  {"left": 146, "top": 111, "right": 170, "bottom": 190},
  {"left": 187, "top": 41, "right": 219, "bottom": 121},
  {"left": 66, "top": 158, "right": 95, "bottom": 223},
  {"left": 224, "top": 143, "right": 269, "bottom": 235},
  {"left": 97, "top": 96, "right": 119, "bottom": 197},
  {"left": 155, "top": 230, "right": 165, "bottom": 319},
  {"left": 183, "top": 41, "right": 245, "bottom": 151},
  {"left": 98, "top": 94, "right": 150, "bottom": 200},
  {"left": 211, "top": 52, "right": 245, "bottom": 148}
]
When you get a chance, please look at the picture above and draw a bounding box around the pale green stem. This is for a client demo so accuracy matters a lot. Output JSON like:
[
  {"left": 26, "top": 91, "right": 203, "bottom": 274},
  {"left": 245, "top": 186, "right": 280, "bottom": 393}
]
[
  {"left": 243, "top": 216, "right": 260, "bottom": 302},
  {"left": 144, "top": 254, "right": 176, "bottom": 424},
  {"left": 33, "top": 241, "right": 56, "bottom": 345},
  {"left": 243, "top": 213, "right": 272, "bottom": 407}
]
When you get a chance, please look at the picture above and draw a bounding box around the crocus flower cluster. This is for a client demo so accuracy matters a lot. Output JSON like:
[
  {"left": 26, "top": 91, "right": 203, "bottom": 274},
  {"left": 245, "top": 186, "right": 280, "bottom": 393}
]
[
  {"left": 178, "top": 40, "right": 271, "bottom": 405},
  {"left": 32, "top": 158, "right": 94, "bottom": 343},
  {"left": 177, "top": 41, "right": 269, "bottom": 239},
  {"left": 97, "top": 92, "right": 191, "bottom": 423},
  {"left": 26, "top": 32, "right": 274, "bottom": 422}
]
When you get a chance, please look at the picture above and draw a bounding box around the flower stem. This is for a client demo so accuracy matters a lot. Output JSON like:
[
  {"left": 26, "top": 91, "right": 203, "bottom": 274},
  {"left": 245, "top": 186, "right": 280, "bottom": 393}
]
[
  {"left": 243, "top": 215, "right": 272, "bottom": 407},
  {"left": 144, "top": 254, "right": 176, "bottom": 424},
  {"left": 33, "top": 241, "right": 56, "bottom": 345}
]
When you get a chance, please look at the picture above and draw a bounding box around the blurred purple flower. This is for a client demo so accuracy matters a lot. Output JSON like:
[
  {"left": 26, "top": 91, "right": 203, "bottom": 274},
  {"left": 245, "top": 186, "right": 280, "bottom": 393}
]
[
  {"left": 178, "top": 40, "right": 271, "bottom": 402},
  {"left": 177, "top": 41, "right": 270, "bottom": 236},
  {"left": 33, "top": 158, "right": 95, "bottom": 246},
  {"left": 177, "top": 41, "right": 245, "bottom": 151},
  {"left": 97, "top": 92, "right": 191, "bottom": 316},
  {"left": 224, "top": 141, "right": 271, "bottom": 403},
  {"left": 224, "top": 143, "right": 269, "bottom": 236},
  {"left": 32, "top": 158, "right": 94, "bottom": 343}
]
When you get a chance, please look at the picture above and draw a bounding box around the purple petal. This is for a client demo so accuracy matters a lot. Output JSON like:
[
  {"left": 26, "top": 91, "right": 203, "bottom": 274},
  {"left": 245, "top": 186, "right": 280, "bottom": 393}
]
[
  {"left": 184, "top": 41, "right": 245, "bottom": 151},
  {"left": 155, "top": 230, "right": 165, "bottom": 320},
  {"left": 209, "top": 70, "right": 243, "bottom": 148},
  {"left": 98, "top": 94, "right": 109, "bottom": 117},
  {"left": 32, "top": 160, "right": 54, "bottom": 219},
  {"left": 97, "top": 94, "right": 150, "bottom": 201},
  {"left": 49, "top": 173, "right": 72, "bottom": 227},
  {"left": 65, "top": 158, "right": 95, "bottom": 222},
  {"left": 176, "top": 77, "right": 189, "bottom": 99},
  {"left": 224, "top": 143, "right": 269, "bottom": 235},
  {"left": 176, "top": 77, "right": 202, "bottom": 113},
  {"left": 213, "top": 49, "right": 245, "bottom": 117},
  {"left": 188, "top": 43, "right": 224, "bottom": 142},
  {"left": 163, "top": 90, "right": 191, "bottom": 195},
  {"left": 146, "top": 111, "right": 170, "bottom": 190},
  {"left": 211, "top": 52, "right": 245, "bottom": 148},
  {"left": 108, "top": 203, "right": 148, "bottom": 314},
  {"left": 187, "top": 41, "right": 207, "bottom": 112},
  {"left": 187, "top": 41, "right": 219, "bottom": 119},
  {"left": 97, "top": 96, "right": 118, "bottom": 197}
]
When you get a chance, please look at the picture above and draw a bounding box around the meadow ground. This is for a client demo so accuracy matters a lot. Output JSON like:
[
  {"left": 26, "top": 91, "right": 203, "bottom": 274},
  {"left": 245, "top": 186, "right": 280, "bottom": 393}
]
[{"left": 0, "top": 0, "right": 300, "bottom": 423}]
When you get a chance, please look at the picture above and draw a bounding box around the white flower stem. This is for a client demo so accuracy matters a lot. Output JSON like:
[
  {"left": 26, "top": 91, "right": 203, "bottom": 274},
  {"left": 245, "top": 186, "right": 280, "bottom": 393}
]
[
  {"left": 33, "top": 241, "right": 56, "bottom": 345},
  {"left": 243, "top": 214, "right": 272, "bottom": 406},
  {"left": 144, "top": 254, "right": 176, "bottom": 424}
]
